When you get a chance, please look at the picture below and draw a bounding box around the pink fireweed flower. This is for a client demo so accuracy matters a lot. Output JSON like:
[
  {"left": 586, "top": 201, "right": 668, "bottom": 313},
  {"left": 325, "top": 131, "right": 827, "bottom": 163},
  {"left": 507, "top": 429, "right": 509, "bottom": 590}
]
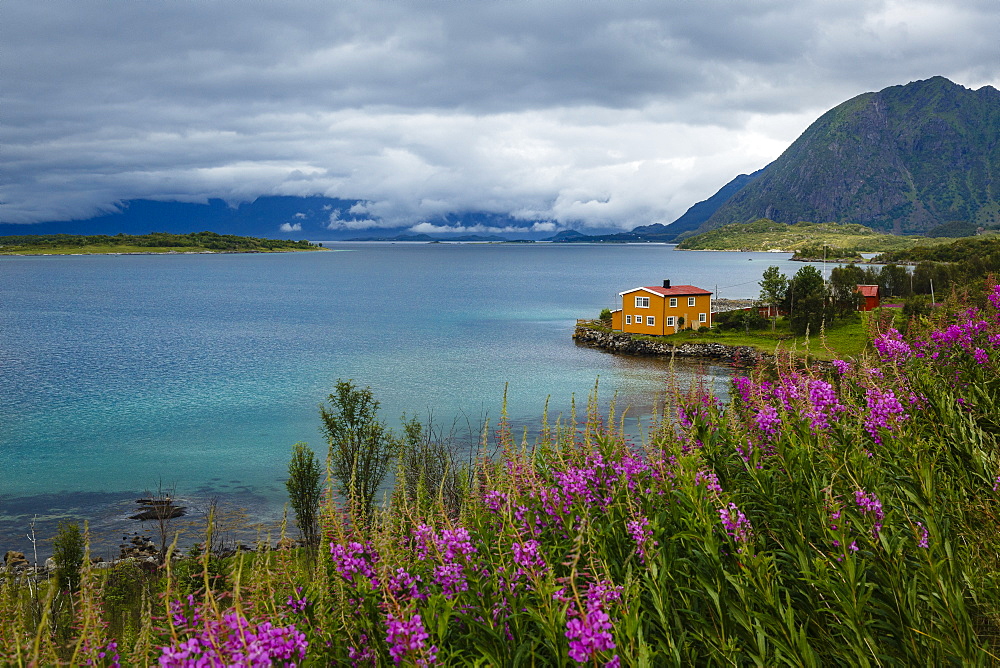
[
  {"left": 512, "top": 539, "right": 547, "bottom": 575},
  {"left": 873, "top": 328, "right": 912, "bottom": 363},
  {"left": 916, "top": 521, "right": 930, "bottom": 549},
  {"left": 387, "top": 568, "right": 424, "bottom": 601},
  {"left": 331, "top": 541, "right": 379, "bottom": 588},
  {"left": 974, "top": 347, "right": 989, "bottom": 364},
  {"left": 562, "top": 580, "right": 622, "bottom": 665},
  {"left": 625, "top": 516, "right": 656, "bottom": 563},
  {"left": 854, "top": 489, "right": 885, "bottom": 537},
  {"left": 158, "top": 613, "right": 307, "bottom": 667},
  {"left": 385, "top": 612, "right": 437, "bottom": 666},
  {"left": 831, "top": 359, "right": 852, "bottom": 375},
  {"left": 285, "top": 586, "right": 308, "bottom": 613},
  {"left": 753, "top": 404, "right": 781, "bottom": 438},
  {"left": 863, "top": 388, "right": 908, "bottom": 445},
  {"left": 718, "top": 503, "right": 753, "bottom": 545},
  {"left": 988, "top": 284, "right": 1000, "bottom": 310},
  {"left": 695, "top": 469, "right": 723, "bottom": 494}
]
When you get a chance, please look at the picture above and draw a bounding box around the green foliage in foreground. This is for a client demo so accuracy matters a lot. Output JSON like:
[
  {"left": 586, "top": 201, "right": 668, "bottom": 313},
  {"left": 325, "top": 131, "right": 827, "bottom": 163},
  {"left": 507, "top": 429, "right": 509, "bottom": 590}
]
[
  {"left": 0, "top": 231, "right": 317, "bottom": 254},
  {"left": 5, "top": 285, "right": 1000, "bottom": 664},
  {"left": 677, "top": 218, "right": 937, "bottom": 253}
]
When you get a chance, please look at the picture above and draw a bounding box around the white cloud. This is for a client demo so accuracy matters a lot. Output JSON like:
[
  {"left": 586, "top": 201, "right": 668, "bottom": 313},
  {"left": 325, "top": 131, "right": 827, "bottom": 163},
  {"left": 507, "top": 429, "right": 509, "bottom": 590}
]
[
  {"left": 2, "top": 0, "right": 998, "bottom": 229},
  {"left": 279, "top": 222, "right": 302, "bottom": 232}
]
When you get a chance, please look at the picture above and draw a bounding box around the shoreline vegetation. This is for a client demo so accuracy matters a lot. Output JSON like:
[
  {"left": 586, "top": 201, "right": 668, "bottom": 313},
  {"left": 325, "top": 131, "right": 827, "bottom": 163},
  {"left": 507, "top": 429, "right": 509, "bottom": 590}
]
[
  {"left": 7, "top": 283, "right": 1000, "bottom": 663},
  {"left": 0, "top": 231, "right": 321, "bottom": 255}
]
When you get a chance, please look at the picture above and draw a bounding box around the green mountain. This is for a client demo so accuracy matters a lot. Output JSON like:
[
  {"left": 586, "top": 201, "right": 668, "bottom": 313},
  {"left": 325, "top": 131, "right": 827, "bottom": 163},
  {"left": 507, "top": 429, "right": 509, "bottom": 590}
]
[{"left": 700, "top": 77, "right": 1000, "bottom": 235}]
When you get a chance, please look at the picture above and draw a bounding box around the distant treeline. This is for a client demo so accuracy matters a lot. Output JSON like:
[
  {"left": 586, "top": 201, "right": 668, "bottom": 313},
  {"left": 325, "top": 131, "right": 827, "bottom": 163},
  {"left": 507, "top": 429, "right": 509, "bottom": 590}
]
[
  {"left": 0, "top": 231, "right": 314, "bottom": 252},
  {"left": 873, "top": 236, "right": 1000, "bottom": 296}
]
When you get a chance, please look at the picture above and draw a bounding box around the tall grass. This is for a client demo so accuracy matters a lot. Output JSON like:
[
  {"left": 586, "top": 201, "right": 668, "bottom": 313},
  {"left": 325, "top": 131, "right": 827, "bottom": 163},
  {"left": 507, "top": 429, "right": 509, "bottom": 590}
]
[{"left": 4, "top": 283, "right": 1000, "bottom": 665}]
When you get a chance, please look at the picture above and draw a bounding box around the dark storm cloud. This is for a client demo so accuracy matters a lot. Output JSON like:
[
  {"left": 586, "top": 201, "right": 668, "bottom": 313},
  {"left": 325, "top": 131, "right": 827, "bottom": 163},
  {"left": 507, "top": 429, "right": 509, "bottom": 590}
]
[{"left": 3, "top": 0, "right": 998, "bottom": 229}]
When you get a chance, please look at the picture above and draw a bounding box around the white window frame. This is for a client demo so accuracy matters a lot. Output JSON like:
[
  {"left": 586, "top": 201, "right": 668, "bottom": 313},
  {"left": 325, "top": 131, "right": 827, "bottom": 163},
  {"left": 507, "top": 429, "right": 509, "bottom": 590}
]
[
  {"left": 625, "top": 315, "right": 632, "bottom": 325},
  {"left": 635, "top": 296, "right": 650, "bottom": 308},
  {"left": 688, "top": 297, "right": 696, "bottom": 307},
  {"left": 669, "top": 297, "right": 677, "bottom": 307},
  {"left": 666, "top": 316, "right": 675, "bottom": 327},
  {"left": 647, "top": 316, "right": 655, "bottom": 326},
  {"left": 699, "top": 312, "right": 707, "bottom": 323},
  {"left": 635, "top": 315, "right": 644, "bottom": 324}
]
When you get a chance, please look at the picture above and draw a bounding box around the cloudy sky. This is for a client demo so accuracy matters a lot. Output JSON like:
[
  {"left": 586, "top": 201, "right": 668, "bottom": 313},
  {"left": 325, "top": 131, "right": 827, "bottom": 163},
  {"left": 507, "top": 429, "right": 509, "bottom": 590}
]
[{"left": 3, "top": 0, "right": 999, "bottom": 233}]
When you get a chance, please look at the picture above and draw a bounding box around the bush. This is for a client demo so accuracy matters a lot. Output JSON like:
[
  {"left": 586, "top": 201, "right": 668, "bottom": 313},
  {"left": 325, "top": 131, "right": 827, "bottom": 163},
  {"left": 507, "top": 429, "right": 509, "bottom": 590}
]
[
  {"left": 52, "top": 521, "right": 84, "bottom": 592},
  {"left": 286, "top": 442, "right": 322, "bottom": 547},
  {"left": 319, "top": 380, "right": 397, "bottom": 520}
]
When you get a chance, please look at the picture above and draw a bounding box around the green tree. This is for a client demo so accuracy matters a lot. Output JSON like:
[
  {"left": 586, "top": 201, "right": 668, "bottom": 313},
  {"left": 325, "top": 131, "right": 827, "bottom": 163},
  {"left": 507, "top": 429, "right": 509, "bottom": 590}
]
[
  {"left": 829, "top": 264, "right": 866, "bottom": 318},
  {"left": 787, "top": 265, "right": 827, "bottom": 335},
  {"left": 52, "top": 521, "right": 85, "bottom": 592},
  {"left": 286, "top": 442, "right": 322, "bottom": 547},
  {"left": 758, "top": 266, "right": 789, "bottom": 331},
  {"left": 879, "top": 263, "right": 912, "bottom": 299},
  {"left": 319, "top": 380, "right": 396, "bottom": 520}
]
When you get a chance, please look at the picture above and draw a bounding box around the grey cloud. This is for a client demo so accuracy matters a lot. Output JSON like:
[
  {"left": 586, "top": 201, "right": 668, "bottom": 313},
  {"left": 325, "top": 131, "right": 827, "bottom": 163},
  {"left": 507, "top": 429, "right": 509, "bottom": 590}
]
[{"left": 3, "top": 0, "right": 999, "bottom": 228}]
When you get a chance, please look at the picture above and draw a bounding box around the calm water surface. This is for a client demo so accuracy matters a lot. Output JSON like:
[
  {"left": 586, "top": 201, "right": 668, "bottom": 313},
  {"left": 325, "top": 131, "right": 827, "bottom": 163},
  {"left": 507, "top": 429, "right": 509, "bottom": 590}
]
[{"left": 0, "top": 243, "right": 817, "bottom": 555}]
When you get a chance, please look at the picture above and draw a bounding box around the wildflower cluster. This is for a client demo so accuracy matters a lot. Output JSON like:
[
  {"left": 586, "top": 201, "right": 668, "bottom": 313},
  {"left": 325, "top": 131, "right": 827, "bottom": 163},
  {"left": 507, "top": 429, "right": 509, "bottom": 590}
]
[
  {"left": 558, "top": 580, "right": 622, "bottom": 666},
  {"left": 159, "top": 607, "right": 307, "bottom": 667},
  {"left": 385, "top": 612, "right": 437, "bottom": 666}
]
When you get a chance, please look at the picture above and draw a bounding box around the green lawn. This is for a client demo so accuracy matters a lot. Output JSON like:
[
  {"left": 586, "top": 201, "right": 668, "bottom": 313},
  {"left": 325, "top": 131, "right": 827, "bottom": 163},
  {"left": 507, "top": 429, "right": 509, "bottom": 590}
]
[{"left": 650, "top": 316, "right": 870, "bottom": 361}]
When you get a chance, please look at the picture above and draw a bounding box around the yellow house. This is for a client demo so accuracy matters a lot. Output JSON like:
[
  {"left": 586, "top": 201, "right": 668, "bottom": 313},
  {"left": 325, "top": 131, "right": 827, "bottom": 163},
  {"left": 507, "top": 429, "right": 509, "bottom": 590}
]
[{"left": 611, "top": 280, "right": 712, "bottom": 335}]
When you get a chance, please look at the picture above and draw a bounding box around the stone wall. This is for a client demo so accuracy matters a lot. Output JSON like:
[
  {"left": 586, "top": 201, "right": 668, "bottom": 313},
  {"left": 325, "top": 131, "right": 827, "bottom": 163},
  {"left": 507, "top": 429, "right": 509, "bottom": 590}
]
[{"left": 572, "top": 325, "right": 769, "bottom": 367}]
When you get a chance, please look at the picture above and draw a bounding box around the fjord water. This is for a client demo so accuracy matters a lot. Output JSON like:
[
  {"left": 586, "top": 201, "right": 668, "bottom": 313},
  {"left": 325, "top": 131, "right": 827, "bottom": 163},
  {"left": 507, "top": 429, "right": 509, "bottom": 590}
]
[{"left": 0, "top": 243, "right": 809, "bottom": 555}]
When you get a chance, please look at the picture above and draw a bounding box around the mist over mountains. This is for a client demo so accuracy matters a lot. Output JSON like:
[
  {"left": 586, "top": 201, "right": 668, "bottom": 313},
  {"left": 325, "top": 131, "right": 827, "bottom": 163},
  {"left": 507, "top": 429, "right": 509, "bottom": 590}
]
[{"left": 6, "top": 77, "right": 996, "bottom": 243}]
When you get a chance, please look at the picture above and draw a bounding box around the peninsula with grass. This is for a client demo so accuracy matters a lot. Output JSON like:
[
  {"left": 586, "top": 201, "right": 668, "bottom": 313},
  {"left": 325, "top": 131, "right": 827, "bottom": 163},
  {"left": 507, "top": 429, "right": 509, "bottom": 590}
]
[
  {"left": 674, "top": 219, "right": 938, "bottom": 257},
  {"left": 0, "top": 231, "right": 321, "bottom": 255}
]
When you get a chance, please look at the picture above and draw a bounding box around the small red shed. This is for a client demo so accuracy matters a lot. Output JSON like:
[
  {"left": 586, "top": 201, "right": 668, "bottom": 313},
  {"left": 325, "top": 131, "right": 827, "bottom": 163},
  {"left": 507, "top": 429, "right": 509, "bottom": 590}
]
[{"left": 856, "top": 285, "right": 880, "bottom": 311}]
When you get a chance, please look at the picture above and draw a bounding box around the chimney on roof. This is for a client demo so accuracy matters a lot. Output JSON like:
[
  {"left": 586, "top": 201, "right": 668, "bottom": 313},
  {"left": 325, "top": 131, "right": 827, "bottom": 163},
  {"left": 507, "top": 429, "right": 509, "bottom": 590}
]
[{"left": 663, "top": 279, "right": 671, "bottom": 289}]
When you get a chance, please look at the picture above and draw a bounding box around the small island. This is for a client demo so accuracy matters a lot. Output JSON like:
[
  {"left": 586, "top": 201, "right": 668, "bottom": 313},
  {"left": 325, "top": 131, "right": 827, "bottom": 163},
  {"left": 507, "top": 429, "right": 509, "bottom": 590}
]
[{"left": 0, "top": 231, "right": 322, "bottom": 255}]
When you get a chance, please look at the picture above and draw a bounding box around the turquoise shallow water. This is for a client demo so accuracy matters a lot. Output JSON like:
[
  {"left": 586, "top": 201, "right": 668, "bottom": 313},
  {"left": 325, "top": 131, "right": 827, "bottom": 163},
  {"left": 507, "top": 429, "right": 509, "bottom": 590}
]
[{"left": 0, "top": 243, "right": 816, "bottom": 556}]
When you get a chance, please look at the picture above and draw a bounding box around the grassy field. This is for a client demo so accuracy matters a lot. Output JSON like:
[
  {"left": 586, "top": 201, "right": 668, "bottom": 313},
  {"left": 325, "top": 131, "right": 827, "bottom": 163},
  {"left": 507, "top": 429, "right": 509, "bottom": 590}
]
[
  {"left": 625, "top": 314, "right": 875, "bottom": 361},
  {"left": 677, "top": 219, "right": 941, "bottom": 254}
]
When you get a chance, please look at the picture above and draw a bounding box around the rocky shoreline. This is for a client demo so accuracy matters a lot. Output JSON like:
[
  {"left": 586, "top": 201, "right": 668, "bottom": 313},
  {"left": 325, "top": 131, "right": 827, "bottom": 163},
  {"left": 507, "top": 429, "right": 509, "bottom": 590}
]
[{"left": 572, "top": 324, "right": 770, "bottom": 367}]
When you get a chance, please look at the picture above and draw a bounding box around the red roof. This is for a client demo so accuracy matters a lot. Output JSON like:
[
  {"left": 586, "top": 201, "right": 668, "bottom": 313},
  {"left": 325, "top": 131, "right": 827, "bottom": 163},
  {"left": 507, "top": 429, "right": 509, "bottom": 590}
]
[
  {"left": 856, "top": 285, "right": 880, "bottom": 297},
  {"left": 620, "top": 285, "right": 712, "bottom": 297}
]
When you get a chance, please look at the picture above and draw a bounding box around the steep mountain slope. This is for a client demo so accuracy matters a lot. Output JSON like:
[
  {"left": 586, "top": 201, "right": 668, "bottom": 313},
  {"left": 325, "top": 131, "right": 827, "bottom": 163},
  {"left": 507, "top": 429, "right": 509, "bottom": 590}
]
[
  {"left": 702, "top": 77, "right": 1000, "bottom": 235},
  {"left": 665, "top": 169, "right": 764, "bottom": 239}
]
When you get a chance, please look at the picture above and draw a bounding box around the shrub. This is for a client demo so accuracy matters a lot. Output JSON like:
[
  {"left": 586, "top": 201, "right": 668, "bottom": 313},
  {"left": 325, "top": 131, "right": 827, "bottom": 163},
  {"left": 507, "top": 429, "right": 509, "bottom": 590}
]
[
  {"left": 286, "top": 442, "right": 322, "bottom": 547},
  {"left": 52, "top": 521, "right": 84, "bottom": 592},
  {"left": 319, "top": 380, "right": 397, "bottom": 521}
]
